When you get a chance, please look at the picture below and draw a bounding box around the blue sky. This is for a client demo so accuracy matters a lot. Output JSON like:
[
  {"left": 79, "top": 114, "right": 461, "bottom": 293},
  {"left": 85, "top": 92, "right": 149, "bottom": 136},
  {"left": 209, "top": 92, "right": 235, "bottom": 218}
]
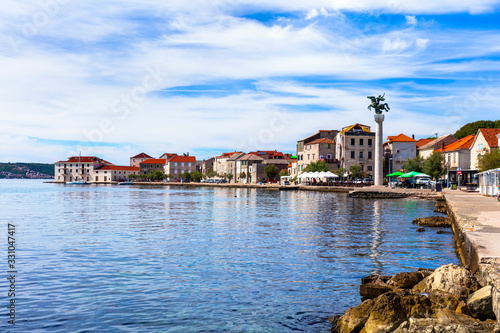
[{"left": 1, "top": 1, "right": 499, "bottom": 164}]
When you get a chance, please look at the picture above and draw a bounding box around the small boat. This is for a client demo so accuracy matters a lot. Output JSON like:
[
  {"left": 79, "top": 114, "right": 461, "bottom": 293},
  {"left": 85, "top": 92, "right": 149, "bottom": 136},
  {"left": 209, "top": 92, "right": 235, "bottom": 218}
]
[{"left": 118, "top": 182, "right": 135, "bottom": 185}]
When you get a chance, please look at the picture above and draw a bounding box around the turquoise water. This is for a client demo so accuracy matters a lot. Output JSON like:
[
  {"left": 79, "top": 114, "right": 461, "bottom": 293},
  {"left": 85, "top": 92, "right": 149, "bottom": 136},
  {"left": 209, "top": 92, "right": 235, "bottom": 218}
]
[{"left": 0, "top": 180, "right": 459, "bottom": 332}]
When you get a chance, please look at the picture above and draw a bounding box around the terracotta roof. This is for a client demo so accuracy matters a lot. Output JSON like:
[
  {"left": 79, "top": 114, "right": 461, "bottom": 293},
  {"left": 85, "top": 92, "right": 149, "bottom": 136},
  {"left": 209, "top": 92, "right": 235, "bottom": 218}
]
[
  {"left": 238, "top": 154, "right": 264, "bottom": 161},
  {"left": 216, "top": 151, "right": 243, "bottom": 159},
  {"left": 437, "top": 134, "right": 475, "bottom": 152},
  {"left": 168, "top": 156, "right": 196, "bottom": 163},
  {"left": 479, "top": 128, "right": 500, "bottom": 148},
  {"left": 305, "top": 138, "right": 334, "bottom": 145},
  {"left": 56, "top": 156, "right": 113, "bottom": 164},
  {"left": 140, "top": 158, "right": 167, "bottom": 164},
  {"left": 387, "top": 133, "right": 416, "bottom": 143},
  {"left": 418, "top": 135, "right": 457, "bottom": 150},
  {"left": 287, "top": 160, "right": 297, "bottom": 168},
  {"left": 131, "top": 152, "right": 152, "bottom": 159},
  {"left": 416, "top": 138, "right": 434, "bottom": 148},
  {"left": 98, "top": 165, "right": 139, "bottom": 171}
]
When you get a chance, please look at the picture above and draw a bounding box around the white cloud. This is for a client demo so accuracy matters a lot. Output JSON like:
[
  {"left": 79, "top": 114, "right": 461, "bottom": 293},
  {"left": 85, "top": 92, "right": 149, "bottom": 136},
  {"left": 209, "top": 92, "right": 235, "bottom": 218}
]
[
  {"left": 405, "top": 15, "right": 417, "bottom": 26},
  {"left": 0, "top": 1, "right": 499, "bottom": 163}
]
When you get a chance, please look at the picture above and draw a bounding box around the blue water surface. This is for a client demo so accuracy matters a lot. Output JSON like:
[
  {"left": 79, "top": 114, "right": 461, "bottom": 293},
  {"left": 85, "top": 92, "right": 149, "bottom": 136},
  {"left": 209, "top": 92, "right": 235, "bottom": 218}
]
[{"left": 0, "top": 180, "right": 459, "bottom": 332}]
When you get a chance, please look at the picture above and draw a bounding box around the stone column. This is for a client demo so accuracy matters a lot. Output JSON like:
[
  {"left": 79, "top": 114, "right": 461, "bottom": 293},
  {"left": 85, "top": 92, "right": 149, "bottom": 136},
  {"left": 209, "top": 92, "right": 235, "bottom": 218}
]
[{"left": 374, "top": 114, "right": 384, "bottom": 186}]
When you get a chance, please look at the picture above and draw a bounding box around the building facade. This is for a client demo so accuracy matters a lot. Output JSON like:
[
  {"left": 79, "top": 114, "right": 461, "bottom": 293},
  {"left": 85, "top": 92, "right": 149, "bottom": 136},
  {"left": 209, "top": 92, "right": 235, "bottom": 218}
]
[
  {"left": 335, "top": 124, "right": 375, "bottom": 177},
  {"left": 130, "top": 152, "right": 153, "bottom": 167},
  {"left": 436, "top": 134, "right": 475, "bottom": 184},
  {"left": 418, "top": 134, "right": 457, "bottom": 159},
  {"left": 139, "top": 159, "right": 167, "bottom": 175},
  {"left": 94, "top": 165, "right": 139, "bottom": 182},
  {"left": 165, "top": 155, "right": 197, "bottom": 180},
  {"left": 383, "top": 134, "right": 417, "bottom": 175},
  {"left": 296, "top": 130, "right": 338, "bottom": 174},
  {"left": 54, "top": 156, "right": 113, "bottom": 183},
  {"left": 470, "top": 128, "right": 500, "bottom": 170}
]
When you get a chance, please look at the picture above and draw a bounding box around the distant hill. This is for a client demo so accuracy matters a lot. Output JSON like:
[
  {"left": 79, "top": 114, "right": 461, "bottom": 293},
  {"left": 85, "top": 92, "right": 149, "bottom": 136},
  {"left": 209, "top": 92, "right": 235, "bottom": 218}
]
[
  {"left": 454, "top": 120, "right": 500, "bottom": 139},
  {"left": 0, "top": 163, "right": 54, "bottom": 178}
]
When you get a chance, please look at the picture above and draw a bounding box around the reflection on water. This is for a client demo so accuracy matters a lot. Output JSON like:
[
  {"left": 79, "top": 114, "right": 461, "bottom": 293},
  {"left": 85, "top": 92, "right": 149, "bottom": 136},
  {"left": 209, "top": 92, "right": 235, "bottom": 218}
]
[{"left": 0, "top": 180, "right": 459, "bottom": 332}]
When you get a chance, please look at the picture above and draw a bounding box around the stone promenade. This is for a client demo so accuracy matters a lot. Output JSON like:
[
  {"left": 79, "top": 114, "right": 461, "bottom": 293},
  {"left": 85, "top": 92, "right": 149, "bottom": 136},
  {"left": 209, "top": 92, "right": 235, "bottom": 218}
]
[{"left": 444, "top": 188, "right": 500, "bottom": 320}]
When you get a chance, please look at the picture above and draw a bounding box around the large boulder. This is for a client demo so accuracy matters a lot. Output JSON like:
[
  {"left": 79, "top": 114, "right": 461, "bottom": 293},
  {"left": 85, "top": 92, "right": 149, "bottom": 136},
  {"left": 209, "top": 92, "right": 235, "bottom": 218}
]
[
  {"left": 360, "top": 280, "right": 393, "bottom": 300},
  {"left": 331, "top": 299, "right": 374, "bottom": 333},
  {"left": 467, "top": 285, "right": 496, "bottom": 321},
  {"left": 434, "top": 200, "right": 448, "bottom": 214},
  {"left": 413, "top": 264, "right": 481, "bottom": 298},
  {"left": 362, "top": 293, "right": 434, "bottom": 333},
  {"left": 389, "top": 272, "right": 425, "bottom": 289}
]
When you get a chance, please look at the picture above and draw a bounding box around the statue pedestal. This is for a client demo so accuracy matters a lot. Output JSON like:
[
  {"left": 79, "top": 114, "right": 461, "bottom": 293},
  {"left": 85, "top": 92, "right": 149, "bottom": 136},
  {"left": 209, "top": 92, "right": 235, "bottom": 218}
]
[{"left": 374, "top": 114, "right": 384, "bottom": 186}]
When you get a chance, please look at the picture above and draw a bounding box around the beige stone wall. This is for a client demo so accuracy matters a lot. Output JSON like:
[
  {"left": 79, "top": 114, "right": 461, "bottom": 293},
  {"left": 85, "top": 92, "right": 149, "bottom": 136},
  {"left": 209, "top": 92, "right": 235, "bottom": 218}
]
[{"left": 470, "top": 134, "right": 491, "bottom": 170}]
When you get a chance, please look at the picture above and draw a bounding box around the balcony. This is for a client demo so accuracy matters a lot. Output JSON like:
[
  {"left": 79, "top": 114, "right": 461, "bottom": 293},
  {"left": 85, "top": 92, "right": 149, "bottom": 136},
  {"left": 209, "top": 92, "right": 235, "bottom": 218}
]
[{"left": 322, "top": 158, "right": 339, "bottom": 164}]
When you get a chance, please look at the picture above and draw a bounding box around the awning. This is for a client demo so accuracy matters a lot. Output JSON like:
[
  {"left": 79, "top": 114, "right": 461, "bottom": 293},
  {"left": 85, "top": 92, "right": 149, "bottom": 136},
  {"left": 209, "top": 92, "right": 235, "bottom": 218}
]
[{"left": 386, "top": 171, "right": 404, "bottom": 177}]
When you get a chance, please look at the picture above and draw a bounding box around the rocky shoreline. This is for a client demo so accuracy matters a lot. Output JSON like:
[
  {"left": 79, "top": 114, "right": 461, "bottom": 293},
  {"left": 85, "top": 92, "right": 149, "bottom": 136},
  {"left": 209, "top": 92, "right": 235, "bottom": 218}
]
[{"left": 330, "top": 198, "right": 500, "bottom": 332}]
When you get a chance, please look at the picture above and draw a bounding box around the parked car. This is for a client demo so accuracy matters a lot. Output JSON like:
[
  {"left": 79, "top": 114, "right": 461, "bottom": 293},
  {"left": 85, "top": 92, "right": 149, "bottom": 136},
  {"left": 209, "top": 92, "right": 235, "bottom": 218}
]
[
  {"left": 415, "top": 177, "right": 431, "bottom": 186},
  {"left": 216, "top": 179, "right": 227, "bottom": 184}
]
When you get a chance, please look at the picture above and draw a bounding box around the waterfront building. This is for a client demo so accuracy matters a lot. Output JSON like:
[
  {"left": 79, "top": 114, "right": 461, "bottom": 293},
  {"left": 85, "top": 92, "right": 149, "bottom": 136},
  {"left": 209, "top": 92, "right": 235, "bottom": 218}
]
[
  {"left": 235, "top": 153, "right": 264, "bottom": 184},
  {"left": 477, "top": 167, "right": 500, "bottom": 197},
  {"left": 54, "top": 156, "right": 113, "bottom": 183},
  {"left": 159, "top": 153, "right": 178, "bottom": 160},
  {"left": 383, "top": 134, "right": 417, "bottom": 175},
  {"left": 164, "top": 155, "right": 197, "bottom": 181},
  {"left": 214, "top": 152, "right": 243, "bottom": 175},
  {"left": 296, "top": 130, "right": 338, "bottom": 174},
  {"left": 287, "top": 160, "right": 298, "bottom": 179},
  {"left": 139, "top": 158, "right": 167, "bottom": 175},
  {"left": 469, "top": 128, "right": 500, "bottom": 170},
  {"left": 435, "top": 134, "right": 476, "bottom": 184},
  {"left": 335, "top": 124, "right": 375, "bottom": 177},
  {"left": 226, "top": 152, "right": 246, "bottom": 183},
  {"left": 94, "top": 165, "right": 139, "bottom": 182},
  {"left": 249, "top": 159, "right": 289, "bottom": 184},
  {"left": 201, "top": 157, "right": 215, "bottom": 175},
  {"left": 418, "top": 134, "right": 457, "bottom": 159},
  {"left": 130, "top": 152, "right": 153, "bottom": 167}
]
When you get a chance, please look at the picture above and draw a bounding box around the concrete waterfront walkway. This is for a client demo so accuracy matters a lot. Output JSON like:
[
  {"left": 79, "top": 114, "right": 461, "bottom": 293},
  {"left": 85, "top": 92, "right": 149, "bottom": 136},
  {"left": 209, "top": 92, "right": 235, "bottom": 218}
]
[{"left": 444, "top": 188, "right": 500, "bottom": 319}]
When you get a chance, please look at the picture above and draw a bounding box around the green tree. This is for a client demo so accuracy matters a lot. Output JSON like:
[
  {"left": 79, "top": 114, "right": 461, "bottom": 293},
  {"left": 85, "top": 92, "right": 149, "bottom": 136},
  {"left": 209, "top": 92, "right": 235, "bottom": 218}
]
[
  {"left": 190, "top": 171, "right": 203, "bottom": 182},
  {"left": 128, "top": 174, "right": 137, "bottom": 181},
  {"left": 227, "top": 173, "right": 233, "bottom": 182},
  {"left": 153, "top": 170, "right": 164, "bottom": 181},
  {"left": 454, "top": 120, "right": 500, "bottom": 139},
  {"left": 264, "top": 164, "right": 280, "bottom": 180},
  {"left": 239, "top": 171, "right": 246, "bottom": 179},
  {"left": 422, "top": 152, "right": 446, "bottom": 180},
  {"left": 206, "top": 170, "right": 217, "bottom": 179},
  {"left": 403, "top": 155, "right": 424, "bottom": 173},
  {"left": 334, "top": 167, "right": 346, "bottom": 179},
  {"left": 279, "top": 169, "right": 289, "bottom": 177},
  {"left": 303, "top": 160, "right": 329, "bottom": 172},
  {"left": 180, "top": 172, "right": 192, "bottom": 181},
  {"left": 478, "top": 149, "right": 500, "bottom": 172},
  {"left": 349, "top": 164, "right": 362, "bottom": 178}
]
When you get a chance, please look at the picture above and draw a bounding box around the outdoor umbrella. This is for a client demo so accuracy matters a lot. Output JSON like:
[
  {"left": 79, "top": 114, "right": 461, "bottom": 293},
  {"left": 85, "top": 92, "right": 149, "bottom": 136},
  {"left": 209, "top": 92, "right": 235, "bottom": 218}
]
[
  {"left": 386, "top": 171, "right": 404, "bottom": 177},
  {"left": 400, "top": 171, "right": 424, "bottom": 178},
  {"left": 298, "top": 172, "right": 311, "bottom": 179},
  {"left": 415, "top": 173, "right": 431, "bottom": 178},
  {"left": 324, "top": 171, "right": 338, "bottom": 178}
]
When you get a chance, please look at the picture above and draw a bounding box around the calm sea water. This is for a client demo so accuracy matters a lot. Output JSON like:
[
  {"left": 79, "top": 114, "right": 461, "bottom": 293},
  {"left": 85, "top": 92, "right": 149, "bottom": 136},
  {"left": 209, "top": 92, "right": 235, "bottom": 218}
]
[{"left": 0, "top": 180, "right": 459, "bottom": 332}]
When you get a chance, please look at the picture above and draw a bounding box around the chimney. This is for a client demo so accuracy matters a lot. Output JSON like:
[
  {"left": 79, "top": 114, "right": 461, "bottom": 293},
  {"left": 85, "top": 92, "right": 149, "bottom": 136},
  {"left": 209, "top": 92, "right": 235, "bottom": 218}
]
[
  {"left": 441, "top": 142, "right": 445, "bottom": 150},
  {"left": 412, "top": 134, "right": 415, "bottom": 139}
]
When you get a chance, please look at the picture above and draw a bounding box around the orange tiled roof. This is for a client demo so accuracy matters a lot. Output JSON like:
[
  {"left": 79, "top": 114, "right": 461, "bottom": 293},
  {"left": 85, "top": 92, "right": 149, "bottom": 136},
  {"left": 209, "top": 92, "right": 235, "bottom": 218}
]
[
  {"left": 56, "top": 156, "right": 113, "bottom": 164},
  {"left": 168, "top": 156, "right": 196, "bottom": 163},
  {"left": 479, "top": 128, "right": 500, "bottom": 148},
  {"left": 140, "top": 158, "right": 166, "bottom": 164},
  {"left": 416, "top": 138, "right": 434, "bottom": 148},
  {"left": 305, "top": 138, "right": 334, "bottom": 145},
  {"left": 388, "top": 133, "right": 416, "bottom": 143},
  {"left": 437, "top": 134, "right": 475, "bottom": 152},
  {"left": 216, "top": 151, "right": 243, "bottom": 159},
  {"left": 98, "top": 165, "right": 139, "bottom": 171},
  {"left": 131, "top": 152, "right": 152, "bottom": 159}
]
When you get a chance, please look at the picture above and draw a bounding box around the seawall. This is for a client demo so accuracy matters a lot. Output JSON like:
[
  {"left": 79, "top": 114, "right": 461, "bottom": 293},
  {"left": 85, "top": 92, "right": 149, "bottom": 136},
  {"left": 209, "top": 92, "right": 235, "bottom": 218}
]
[{"left": 444, "top": 189, "right": 500, "bottom": 320}]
